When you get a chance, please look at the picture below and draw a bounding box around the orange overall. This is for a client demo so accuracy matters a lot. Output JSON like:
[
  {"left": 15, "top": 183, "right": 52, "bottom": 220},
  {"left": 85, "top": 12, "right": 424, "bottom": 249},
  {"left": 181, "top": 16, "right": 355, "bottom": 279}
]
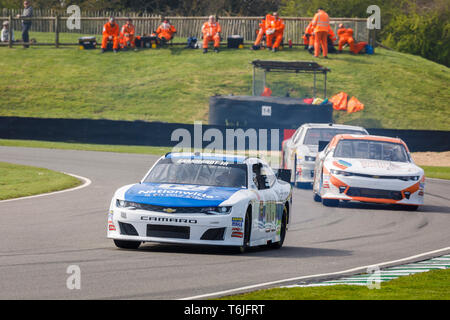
[
  {"left": 202, "top": 21, "right": 221, "bottom": 49},
  {"left": 120, "top": 23, "right": 135, "bottom": 48},
  {"left": 312, "top": 9, "right": 330, "bottom": 57},
  {"left": 265, "top": 15, "right": 285, "bottom": 49},
  {"left": 156, "top": 23, "right": 176, "bottom": 41},
  {"left": 102, "top": 22, "right": 120, "bottom": 50},
  {"left": 338, "top": 27, "right": 355, "bottom": 52},
  {"left": 303, "top": 22, "right": 315, "bottom": 47},
  {"left": 328, "top": 25, "right": 336, "bottom": 43},
  {"left": 254, "top": 19, "right": 266, "bottom": 46}
]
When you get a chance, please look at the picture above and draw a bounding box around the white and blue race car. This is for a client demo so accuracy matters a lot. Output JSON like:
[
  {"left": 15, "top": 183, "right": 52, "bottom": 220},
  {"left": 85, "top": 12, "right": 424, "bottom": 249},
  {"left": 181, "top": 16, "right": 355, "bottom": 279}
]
[{"left": 108, "top": 153, "right": 292, "bottom": 252}]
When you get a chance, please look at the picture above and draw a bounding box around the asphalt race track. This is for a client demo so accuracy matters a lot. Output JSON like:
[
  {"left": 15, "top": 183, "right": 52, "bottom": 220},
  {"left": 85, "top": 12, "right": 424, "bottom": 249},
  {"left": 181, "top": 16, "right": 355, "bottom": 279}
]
[{"left": 0, "top": 146, "right": 449, "bottom": 299}]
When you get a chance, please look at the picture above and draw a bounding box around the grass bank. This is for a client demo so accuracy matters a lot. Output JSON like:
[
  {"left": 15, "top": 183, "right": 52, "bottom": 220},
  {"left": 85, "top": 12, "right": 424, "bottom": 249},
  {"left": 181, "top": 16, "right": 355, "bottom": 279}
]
[
  {"left": 0, "top": 35, "right": 448, "bottom": 130},
  {"left": 218, "top": 269, "right": 450, "bottom": 300},
  {"left": 0, "top": 161, "right": 81, "bottom": 200},
  {"left": 422, "top": 166, "right": 450, "bottom": 180}
]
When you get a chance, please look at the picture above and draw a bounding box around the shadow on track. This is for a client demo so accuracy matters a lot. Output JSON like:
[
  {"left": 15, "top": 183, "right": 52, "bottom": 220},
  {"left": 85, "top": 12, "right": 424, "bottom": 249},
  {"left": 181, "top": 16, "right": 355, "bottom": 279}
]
[
  {"left": 134, "top": 243, "right": 352, "bottom": 258},
  {"left": 335, "top": 201, "right": 450, "bottom": 214}
]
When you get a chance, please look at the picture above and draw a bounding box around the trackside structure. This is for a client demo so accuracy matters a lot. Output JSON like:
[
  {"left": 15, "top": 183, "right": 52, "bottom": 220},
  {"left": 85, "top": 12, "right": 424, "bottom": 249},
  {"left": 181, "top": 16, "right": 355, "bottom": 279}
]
[{"left": 209, "top": 60, "right": 333, "bottom": 128}]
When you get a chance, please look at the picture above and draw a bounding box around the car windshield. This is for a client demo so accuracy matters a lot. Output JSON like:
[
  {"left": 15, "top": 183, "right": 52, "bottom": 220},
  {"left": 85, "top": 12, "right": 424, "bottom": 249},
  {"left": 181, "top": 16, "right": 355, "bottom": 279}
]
[
  {"left": 334, "top": 140, "right": 409, "bottom": 162},
  {"left": 143, "top": 158, "right": 248, "bottom": 188},
  {"left": 303, "top": 128, "right": 367, "bottom": 145}
]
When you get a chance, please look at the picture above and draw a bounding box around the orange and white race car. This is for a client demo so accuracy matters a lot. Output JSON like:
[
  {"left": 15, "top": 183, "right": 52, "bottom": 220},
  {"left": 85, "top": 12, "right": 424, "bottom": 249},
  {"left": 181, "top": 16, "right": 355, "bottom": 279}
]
[{"left": 312, "top": 134, "right": 425, "bottom": 210}]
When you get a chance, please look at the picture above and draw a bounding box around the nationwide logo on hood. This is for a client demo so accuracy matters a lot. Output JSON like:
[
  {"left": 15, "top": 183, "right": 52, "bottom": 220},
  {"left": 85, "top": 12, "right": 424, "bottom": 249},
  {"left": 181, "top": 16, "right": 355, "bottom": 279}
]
[
  {"left": 124, "top": 183, "right": 240, "bottom": 207},
  {"left": 139, "top": 188, "right": 216, "bottom": 200}
]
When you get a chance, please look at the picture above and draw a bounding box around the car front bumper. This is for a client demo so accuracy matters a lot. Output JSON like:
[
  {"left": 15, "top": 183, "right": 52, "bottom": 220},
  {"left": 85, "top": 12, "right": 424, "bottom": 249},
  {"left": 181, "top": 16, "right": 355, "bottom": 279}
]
[
  {"left": 107, "top": 208, "right": 245, "bottom": 246},
  {"left": 321, "top": 173, "right": 425, "bottom": 205}
]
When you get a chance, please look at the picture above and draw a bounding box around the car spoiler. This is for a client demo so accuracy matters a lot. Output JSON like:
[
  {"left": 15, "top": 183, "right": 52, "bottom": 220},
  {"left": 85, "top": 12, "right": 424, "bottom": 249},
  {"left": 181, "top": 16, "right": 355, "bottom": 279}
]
[{"left": 275, "top": 169, "right": 291, "bottom": 183}]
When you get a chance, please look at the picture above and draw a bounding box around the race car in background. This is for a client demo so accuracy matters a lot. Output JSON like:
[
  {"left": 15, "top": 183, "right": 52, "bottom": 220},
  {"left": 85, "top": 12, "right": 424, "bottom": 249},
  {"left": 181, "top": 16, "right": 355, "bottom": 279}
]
[
  {"left": 108, "top": 153, "right": 292, "bottom": 252},
  {"left": 282, "top": 123, "right": 368, "bottom": 187},
  {"left": 312, "top": 134, "right": 425, "bottom": 210}
]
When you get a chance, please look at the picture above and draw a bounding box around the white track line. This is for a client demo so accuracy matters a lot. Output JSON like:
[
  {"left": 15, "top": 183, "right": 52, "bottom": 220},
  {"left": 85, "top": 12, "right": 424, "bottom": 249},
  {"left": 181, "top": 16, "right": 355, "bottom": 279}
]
[
  {"left": 0, "top": 173, "right": 92, "bottom": 203},
  {"left": 179, "top": 246, "right": 450, "bottom": 300}
]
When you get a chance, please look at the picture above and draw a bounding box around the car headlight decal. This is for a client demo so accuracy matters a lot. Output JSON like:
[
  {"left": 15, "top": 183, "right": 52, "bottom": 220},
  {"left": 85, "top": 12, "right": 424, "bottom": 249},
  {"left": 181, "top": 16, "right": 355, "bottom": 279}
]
[
  {"left": 202, "top": 206, "right": 232, "bottom": 215},
  {"left": 330, "top": 169, "right": 353, "bottom": 176}
]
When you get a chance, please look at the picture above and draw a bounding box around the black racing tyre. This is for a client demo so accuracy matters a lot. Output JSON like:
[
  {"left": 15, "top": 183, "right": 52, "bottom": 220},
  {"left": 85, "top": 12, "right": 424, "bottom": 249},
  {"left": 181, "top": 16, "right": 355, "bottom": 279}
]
[
  {"left": 313, "top": 192, "right": 322, "bottom": 202},
  {"left": 322, "top": 198, "right": 339, "bottom": 207},
  {"left": 403, "top": 205, "right": 419, "bottom": 211},
  {"left": 238, "top": 209, "right": 252, "bottom": 253},
  {"left": 113, "top": 239, "right": 141, "bottom": 249},
  {"left": 270, "top": 206, "right": 288, "bottom": 249}
]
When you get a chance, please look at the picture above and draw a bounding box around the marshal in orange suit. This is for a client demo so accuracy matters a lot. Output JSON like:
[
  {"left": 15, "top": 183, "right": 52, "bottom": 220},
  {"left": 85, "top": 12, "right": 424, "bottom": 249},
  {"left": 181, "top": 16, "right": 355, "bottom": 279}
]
[
  {"left": 102, "top": 17, "right": 120, "bottom": 52},
  {"left": 311, "top": 8, "right": 330, "bottom": 58},
  {"left": 202, "top": 15, "right": 221, "bottom": 53}
]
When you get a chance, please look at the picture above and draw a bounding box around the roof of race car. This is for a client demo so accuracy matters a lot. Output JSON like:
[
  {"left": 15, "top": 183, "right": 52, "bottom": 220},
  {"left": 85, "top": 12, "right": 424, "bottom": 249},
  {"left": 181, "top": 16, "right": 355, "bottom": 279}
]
[
  {"left": 300, "top": 123, "right": 367, "bottom": 131},
  {"left": 165, "top": 152, "right": 248, "bottom": 164},
  {"left": 328, "top": 134, "right": 409, "bottom": 150}
]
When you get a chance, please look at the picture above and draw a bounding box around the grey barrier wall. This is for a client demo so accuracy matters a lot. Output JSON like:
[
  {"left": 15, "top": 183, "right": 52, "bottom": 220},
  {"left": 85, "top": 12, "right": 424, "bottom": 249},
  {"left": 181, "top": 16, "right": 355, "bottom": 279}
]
[
  {"left": 0, "top": 117, "right": 448, "bottom": 152},
  {"left": 209, "top": 95, "right": 334, "bottom": 129}
]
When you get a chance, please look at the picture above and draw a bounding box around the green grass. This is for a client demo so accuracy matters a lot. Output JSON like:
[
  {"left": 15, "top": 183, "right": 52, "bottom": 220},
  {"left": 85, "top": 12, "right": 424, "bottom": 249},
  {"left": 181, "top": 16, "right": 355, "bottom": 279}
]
[
  {"left": 0, "top": 138, "right": 171, "bottom": 155},
  {"left": 0, "top": 33, "right": 448, "bottom": 130},
  {"left": 219, "top": 269, "right": 450, "bottom": 300},
  {"left": 0, "top": 161, "right": 81, "bottom": 200},
  {"left": 421, "top": 166, "right": 450, "bottom": 180}
]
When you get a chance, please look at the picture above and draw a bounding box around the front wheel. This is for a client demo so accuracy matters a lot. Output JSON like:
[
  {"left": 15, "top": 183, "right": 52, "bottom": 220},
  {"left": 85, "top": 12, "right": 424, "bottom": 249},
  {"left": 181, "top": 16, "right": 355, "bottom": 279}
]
[
  {"left": 270, "top": 206, "right": 288, "bottom": 249},
  {"left": 403, "top": 205, "right": 419, "bottom": 211},
  {"left": 238, "top": 209, "right": 252, "bottom": 253},
  {"left": 113, "top": 239, "right": 141, "bottom": 249},
  {"left": 313, "top": 192, "right": 322, "bottom": 202},
  {"left": 322, "top": 198, "right": 339, "bottom": 207}
]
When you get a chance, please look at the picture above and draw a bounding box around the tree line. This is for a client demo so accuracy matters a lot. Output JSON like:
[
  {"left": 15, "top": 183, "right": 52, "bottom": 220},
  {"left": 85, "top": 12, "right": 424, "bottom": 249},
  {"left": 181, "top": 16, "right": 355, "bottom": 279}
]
[{"left": 1, "top": 0, "right": 448, "bottom": 66}]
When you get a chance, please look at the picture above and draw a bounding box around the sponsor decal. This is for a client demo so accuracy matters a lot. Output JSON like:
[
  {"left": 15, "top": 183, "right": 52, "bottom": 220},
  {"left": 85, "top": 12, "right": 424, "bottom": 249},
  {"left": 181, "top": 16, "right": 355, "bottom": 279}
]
[
  {"left": 138, "top": 188, "right": 217, "bottom": 200},
  {"left": 338, "top": 160, "right": 352, "bottom": 167},
  {"left": 232, "top": 217, "right": 243, "bottom": 227},
  {"left": 108, "top": 221, "right": 116, "bottom": 231},
  {"left": 141, "top": 216, "right": 198, "bottom": 224},
  {"left": 333, "top": 160, "right": 349, "bottom": 170},
  {"left": 231, "top": 231, "right": 244, "bottom": 238},
  {"left": 176, "top": 159, "right": 231, "bottom": 166}
]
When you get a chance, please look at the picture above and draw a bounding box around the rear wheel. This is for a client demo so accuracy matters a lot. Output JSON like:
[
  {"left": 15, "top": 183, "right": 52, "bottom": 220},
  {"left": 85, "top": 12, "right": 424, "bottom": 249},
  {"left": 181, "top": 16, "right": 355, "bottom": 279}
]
[
  {"left": 113, "top": 239, "right": 141, "bottom": 249},
  {"left": 238, "top": 208, "right": 252, "bottom": 253},
  {"left": 270, "top": 206, "right": 288, "bottom": 249}
]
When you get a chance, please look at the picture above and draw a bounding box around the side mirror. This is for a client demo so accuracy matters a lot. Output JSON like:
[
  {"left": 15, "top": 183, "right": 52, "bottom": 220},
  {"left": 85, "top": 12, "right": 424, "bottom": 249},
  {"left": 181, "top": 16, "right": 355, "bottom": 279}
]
[
  {"left": 275, "top": 169, "right": 291, "bottom": 183},
  {"left": 252, "top": 163, "right": 262, "bottom": 174},
  {"left": 256, "top": 175, "right": 269, "bottom": 190},
  {"left": 318, "top": 140, "right": 330, "bottom": 152}
]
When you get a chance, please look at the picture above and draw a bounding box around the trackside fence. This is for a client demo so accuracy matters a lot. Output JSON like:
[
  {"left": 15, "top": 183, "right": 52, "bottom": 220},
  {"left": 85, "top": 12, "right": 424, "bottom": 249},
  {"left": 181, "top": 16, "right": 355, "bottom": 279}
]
[
  {"left": 0, "top": 9, "right": 375, "bottom": 48},
  {"left": 0, "top": 117, "right": 447, "bottom": 152}
]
